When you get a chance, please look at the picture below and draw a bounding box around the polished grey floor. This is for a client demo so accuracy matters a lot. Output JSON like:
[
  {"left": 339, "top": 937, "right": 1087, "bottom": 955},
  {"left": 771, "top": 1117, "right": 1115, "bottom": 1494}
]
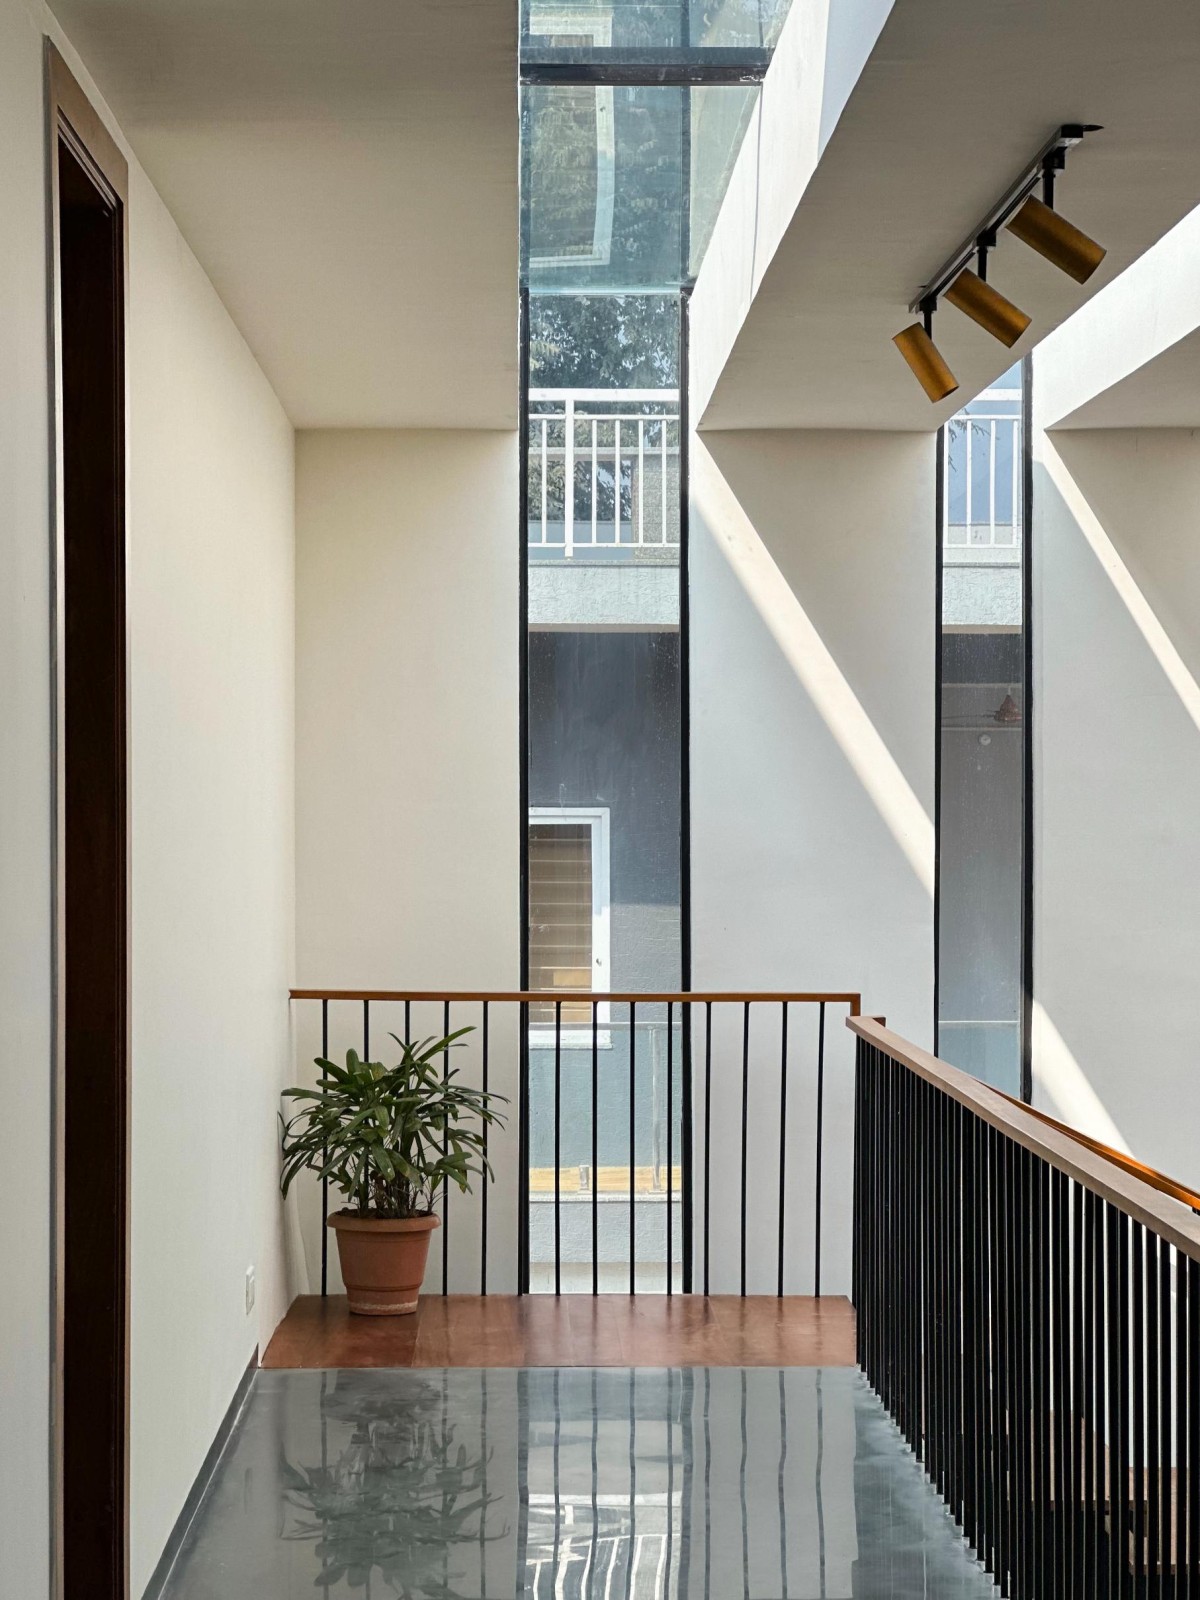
[{"left": 160, "top": 1366, "right": 998, "bottom": 1599}]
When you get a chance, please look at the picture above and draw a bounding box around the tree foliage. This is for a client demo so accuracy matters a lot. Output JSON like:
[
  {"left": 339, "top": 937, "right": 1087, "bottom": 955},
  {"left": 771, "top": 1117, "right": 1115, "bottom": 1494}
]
[{"left": 530, "top": 294, "right": 679, "bottom": 389}]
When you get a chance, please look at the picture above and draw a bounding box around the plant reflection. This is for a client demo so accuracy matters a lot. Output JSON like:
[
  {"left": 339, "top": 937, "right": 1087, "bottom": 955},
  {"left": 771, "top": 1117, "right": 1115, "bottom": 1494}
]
[{"left": 281, "top": 1377, "right": 506, "bottom": 1598}]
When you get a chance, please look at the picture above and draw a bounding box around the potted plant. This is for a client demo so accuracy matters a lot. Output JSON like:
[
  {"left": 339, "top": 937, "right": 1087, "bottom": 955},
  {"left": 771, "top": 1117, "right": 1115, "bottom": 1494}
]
[{"left": 280, "top": 1029, "right": 506, "bottom": 1315}]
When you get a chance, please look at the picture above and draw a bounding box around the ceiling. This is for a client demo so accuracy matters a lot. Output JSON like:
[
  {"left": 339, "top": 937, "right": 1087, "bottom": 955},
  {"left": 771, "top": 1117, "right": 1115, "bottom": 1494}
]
[
  {"left": 53, "top": 0, "right": 519, "bottom": 428},
  {"left": 698, "top": 0, "right": 1200, "bottom": 430}
]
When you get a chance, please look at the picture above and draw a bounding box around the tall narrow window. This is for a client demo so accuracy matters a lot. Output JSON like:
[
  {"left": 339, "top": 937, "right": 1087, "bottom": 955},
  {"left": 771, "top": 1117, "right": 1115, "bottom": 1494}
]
[
  {"left": 519, "top": 2, "right": 789, "bottom": 1290},
  {"left": 936, "top": 361, "right": 1030, "bottom": 1094}
]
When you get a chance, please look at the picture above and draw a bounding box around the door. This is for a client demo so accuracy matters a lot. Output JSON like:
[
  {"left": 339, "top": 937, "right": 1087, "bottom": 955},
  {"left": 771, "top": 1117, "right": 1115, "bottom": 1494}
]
[{"left": 49, "top": 45, "right": 130, "bottom": 1600}]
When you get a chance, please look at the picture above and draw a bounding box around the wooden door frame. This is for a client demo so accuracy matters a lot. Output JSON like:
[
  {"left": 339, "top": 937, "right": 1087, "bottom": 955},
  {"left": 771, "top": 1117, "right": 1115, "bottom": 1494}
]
[{"left": 46, "top": 42, "right": 131, "bottom": 1600}]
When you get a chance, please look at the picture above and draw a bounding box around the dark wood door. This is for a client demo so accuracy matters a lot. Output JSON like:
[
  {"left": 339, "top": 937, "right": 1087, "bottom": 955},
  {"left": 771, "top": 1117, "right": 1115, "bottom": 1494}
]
[{"left": 51, "top": 48, "right": 130, "bottom": 1600}]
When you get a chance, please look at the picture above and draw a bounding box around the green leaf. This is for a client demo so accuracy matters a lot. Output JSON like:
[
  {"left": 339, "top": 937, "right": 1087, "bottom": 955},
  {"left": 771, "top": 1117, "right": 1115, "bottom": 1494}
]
[{"left": 277, "top": 1024, "right": 502, "bottom": 1217}]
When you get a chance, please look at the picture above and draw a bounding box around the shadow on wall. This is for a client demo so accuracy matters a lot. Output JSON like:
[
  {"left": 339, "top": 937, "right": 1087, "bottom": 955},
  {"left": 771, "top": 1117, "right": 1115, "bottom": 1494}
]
[
  {"left": 1033, "top": 428, "right": 1200, "bottom": 1185},
  {"left": 687, "top": 429, "right": 937, "bottom": 1292},
  {"left": 691, "top": 431, "right": 935, "bottom": 905}
]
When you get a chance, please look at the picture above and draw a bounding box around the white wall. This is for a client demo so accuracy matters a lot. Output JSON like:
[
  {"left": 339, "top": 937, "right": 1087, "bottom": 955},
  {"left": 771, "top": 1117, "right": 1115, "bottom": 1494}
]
[
  {"left": 689, "top": 429, "right": 935, "bottom": 1293},
  {"left": 0, "top": 2, "right": 57, "bottom": 1593},
  {"left": 1032, "top": 421, "right": 1200, "bottom": 1187},
  {"left": 295, "top": 429, "right": 521, "bottom": 1288},
  {"left": 123, "top": 154, "right": 295, "bottom": 1600},
  {"left": 1, "top": 11, "right": 297, "bottom": 1594},
  {"left": 295, "top": 430, "right": 519, "bottom": 989}
]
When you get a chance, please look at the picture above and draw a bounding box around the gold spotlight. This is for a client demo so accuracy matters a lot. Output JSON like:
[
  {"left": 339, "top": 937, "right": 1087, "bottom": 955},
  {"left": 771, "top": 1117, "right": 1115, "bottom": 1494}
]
[
  {"left": 944, "top": 268, "right": 1030, "bottom": 348},
  {"left": 893, "top": 320, "right": 958, "bottom": 403},
  {"left": 1007, "top": 195, "right": 1106, "bottom": 284}
]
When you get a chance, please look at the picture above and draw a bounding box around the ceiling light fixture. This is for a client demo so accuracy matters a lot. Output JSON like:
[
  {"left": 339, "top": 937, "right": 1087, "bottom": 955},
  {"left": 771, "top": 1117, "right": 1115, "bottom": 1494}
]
[
  {"left": 944, "top": 267, "right": 1031, "bottom": 348},
  {"left": 893, "top": 304, "right": 958, "bottom": 403},
  {"left": 1006, "top": 195, "right": 1106, "bottom": 284},
  {"left": 895, "top": 124, "right": 1102, "bottom": 400}
]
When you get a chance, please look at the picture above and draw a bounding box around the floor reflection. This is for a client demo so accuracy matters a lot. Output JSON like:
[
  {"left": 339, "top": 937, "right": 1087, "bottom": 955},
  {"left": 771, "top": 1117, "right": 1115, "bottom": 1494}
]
[{"left": 162, "top": 1365, "right": 997, "bottom": 1599}]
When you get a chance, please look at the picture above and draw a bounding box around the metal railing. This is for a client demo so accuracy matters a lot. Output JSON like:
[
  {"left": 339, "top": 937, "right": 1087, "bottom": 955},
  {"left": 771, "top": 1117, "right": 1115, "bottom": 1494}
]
[
  {"left": 288, "top": 988, "right": 861, "bottom": 1299},
  {"left": 944, "top": 387, "right": 1022, "bottom": 551},
  {"left": 528, "top": 388, "right": 680, "bottom": 557},
  {"left": 850, "top": 1015, "right": 1200, "bottom": 1598}
]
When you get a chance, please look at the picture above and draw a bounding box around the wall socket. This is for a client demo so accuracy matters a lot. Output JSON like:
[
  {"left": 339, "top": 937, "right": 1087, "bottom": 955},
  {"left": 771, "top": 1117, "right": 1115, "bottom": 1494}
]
[{"left": 244, "top": 1265, "right": 256, "bottom": 1315}]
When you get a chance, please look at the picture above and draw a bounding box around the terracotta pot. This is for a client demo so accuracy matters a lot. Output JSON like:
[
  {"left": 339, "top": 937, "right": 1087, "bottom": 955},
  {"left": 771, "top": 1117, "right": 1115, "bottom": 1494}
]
[{"left": 328, "top": 1212, "right": 440, "bottom": 1315}]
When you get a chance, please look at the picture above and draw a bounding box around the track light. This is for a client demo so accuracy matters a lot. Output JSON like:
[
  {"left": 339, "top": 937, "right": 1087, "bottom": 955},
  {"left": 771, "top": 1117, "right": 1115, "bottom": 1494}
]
[
  {"left": 893, "top": 310, "right": 957, "bottom": 403},
  {"left": 1006, "top": 194, "right": 1106, "bottom": 284},
  {"left": 897, "top": 125, "right": 1103, "bottom": 397},
  {"left": 944, "top": 268, "right": 1030, "bottom": 348}
]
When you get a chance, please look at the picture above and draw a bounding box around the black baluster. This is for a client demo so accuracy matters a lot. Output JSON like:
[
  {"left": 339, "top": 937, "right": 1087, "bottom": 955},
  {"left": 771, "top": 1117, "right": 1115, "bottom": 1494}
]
[
  {"left": 1190, "top": 1257, "right": 1200, "bottom": 1600},
  {"left": 681, "top": 1000, "right": 693, "bottom": 1295},
  {"left": 1072, "top": 1177, "right": 1085, "bottom": 1595},
  {"left": 740, "top": 1001, "right": 750, "bottom": 1298},
  {"left": 320, "top": 998, "right": 329, "bottom": 1297},
  {"left": 778, "top": 1002, "right": 788, "bottom": 1300},
  {"left": 1083, "top": 1185, "right": 1098, "bottom": 1600},
  {"left": 442, "top": 999, "right": 450, "bottom": 1295},
  {"left": 1148, "top": 1230, "right": 1160, "bottom": 1595},
  {"left": 1053, "top": 1169, "right": 1069, "bottom": 1595},
  {"left": 481, "top": 1001, "right": 489, "bottom": 1297},
  {"left": 666, "top": 1001, "right": 674, "bottom": 1296},
  {"left": 518, "top": 999, "right": 529, "bottom": 1296},
  {"left": 1108, "top": 1204, "right": 1125, "bottom": 1600},
  {"left": 1094, "top": 1190, "right": 1109, "bottom": 1600},
  {"left": 814, "top": 1001, "right": 826, "bottom": 1299},
  {"left": 1177, "top": 1245, "right": 1188, "bottom": 1599},
  {"left": 554, "top": 998, "right": 562, "bottom": 1298},
  {"left": 703, "top": 1001, "right": 712, "bottom": 1297},
  {"left": 1134, "top": 1222, "right": 1147, "bottom": 1595},
  {"left": 1118, "top": 1211, "right": 1132, "bottom": 1600},
  {"left": 1157, "top": 1235, "right": 1171, "bottom": 1600},
  {"left": 591, "top": 1000, "right": 599, "bottom": 1298},
  {"left": 629, "top": 1000, "right": 637, "bottom": 1296}
]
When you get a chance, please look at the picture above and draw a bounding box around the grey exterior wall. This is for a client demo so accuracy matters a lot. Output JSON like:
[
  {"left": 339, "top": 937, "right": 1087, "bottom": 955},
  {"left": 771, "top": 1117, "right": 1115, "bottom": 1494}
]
[{"left": 527, "top": 629, "right": 682, "bottom": 1179}]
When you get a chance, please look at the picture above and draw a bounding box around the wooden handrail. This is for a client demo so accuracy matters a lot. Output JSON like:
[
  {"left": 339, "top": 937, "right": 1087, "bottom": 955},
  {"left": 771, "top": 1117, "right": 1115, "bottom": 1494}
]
[
  {"left": 991, "top": 1082, "right": 1200, "bottom": 1215},
  {"left": 291, "top": 988, "right": 861, "bottom": 1011},
  {"left": 848, "top": 1015, "right": 1200, "bottom": 1262}
]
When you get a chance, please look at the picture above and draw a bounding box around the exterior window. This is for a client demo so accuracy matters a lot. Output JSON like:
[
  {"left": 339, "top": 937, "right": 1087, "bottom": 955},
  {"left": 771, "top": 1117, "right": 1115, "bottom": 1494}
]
[
  {"left": 936, "top": 362, "right": 1029, "bottom": 1095},
  {"left": 528, "top": 808, "right": 610, "bottom": 1026},
  {"left": 519, "top": 8, "right": 785, "bottom": 1289}
]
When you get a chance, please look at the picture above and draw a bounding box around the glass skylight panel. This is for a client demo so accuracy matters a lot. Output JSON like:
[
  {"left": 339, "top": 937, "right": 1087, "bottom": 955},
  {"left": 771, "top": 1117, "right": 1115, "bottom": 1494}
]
[{"left": 521, "top": 0, "right": 793, "bottom": 53}]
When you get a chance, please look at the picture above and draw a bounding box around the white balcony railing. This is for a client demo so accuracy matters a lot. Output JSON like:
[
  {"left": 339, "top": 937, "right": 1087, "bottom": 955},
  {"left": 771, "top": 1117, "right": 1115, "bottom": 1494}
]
[
  {"left": 943, "top": 387, "right": 1022, "bottom": 552},
  {"left": 529, "top": 388, "right": 680, "bottom": 558}
]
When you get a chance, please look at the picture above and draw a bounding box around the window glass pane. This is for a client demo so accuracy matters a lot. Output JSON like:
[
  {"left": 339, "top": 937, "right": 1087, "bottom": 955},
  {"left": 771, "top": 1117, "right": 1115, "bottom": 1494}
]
[
  {"left": 522, "top": 0, "right": 794, "bottom": 50},
  {"left": 518, "top": 7, "right": 776, "bottom": 1287},
  {"left": 528, "top": 295, "right": 681, "bottom": 601},
  {"left": 525, "top": 288, "right": 683, "bottom": 1288},
  {"left": 969, "top": 421, "right": 992, "bottom": 535},
  {"left": 689, "top": 83, "right": 757, "bottom": 275},
  {"left": 526, "top": 87, "right": 617, "bottom": 269},
  {"left": 946, "top": 420, "right": 968, "bottom": 533},
  {"left": 522, "top": 84, "right": 762, "bottom": 290},
  {"left": 937, "top": 370, "right": 1027, "bottom": 1094},
  {"left": 525, "top": 85, "right": 684, "bottom": 290}
]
